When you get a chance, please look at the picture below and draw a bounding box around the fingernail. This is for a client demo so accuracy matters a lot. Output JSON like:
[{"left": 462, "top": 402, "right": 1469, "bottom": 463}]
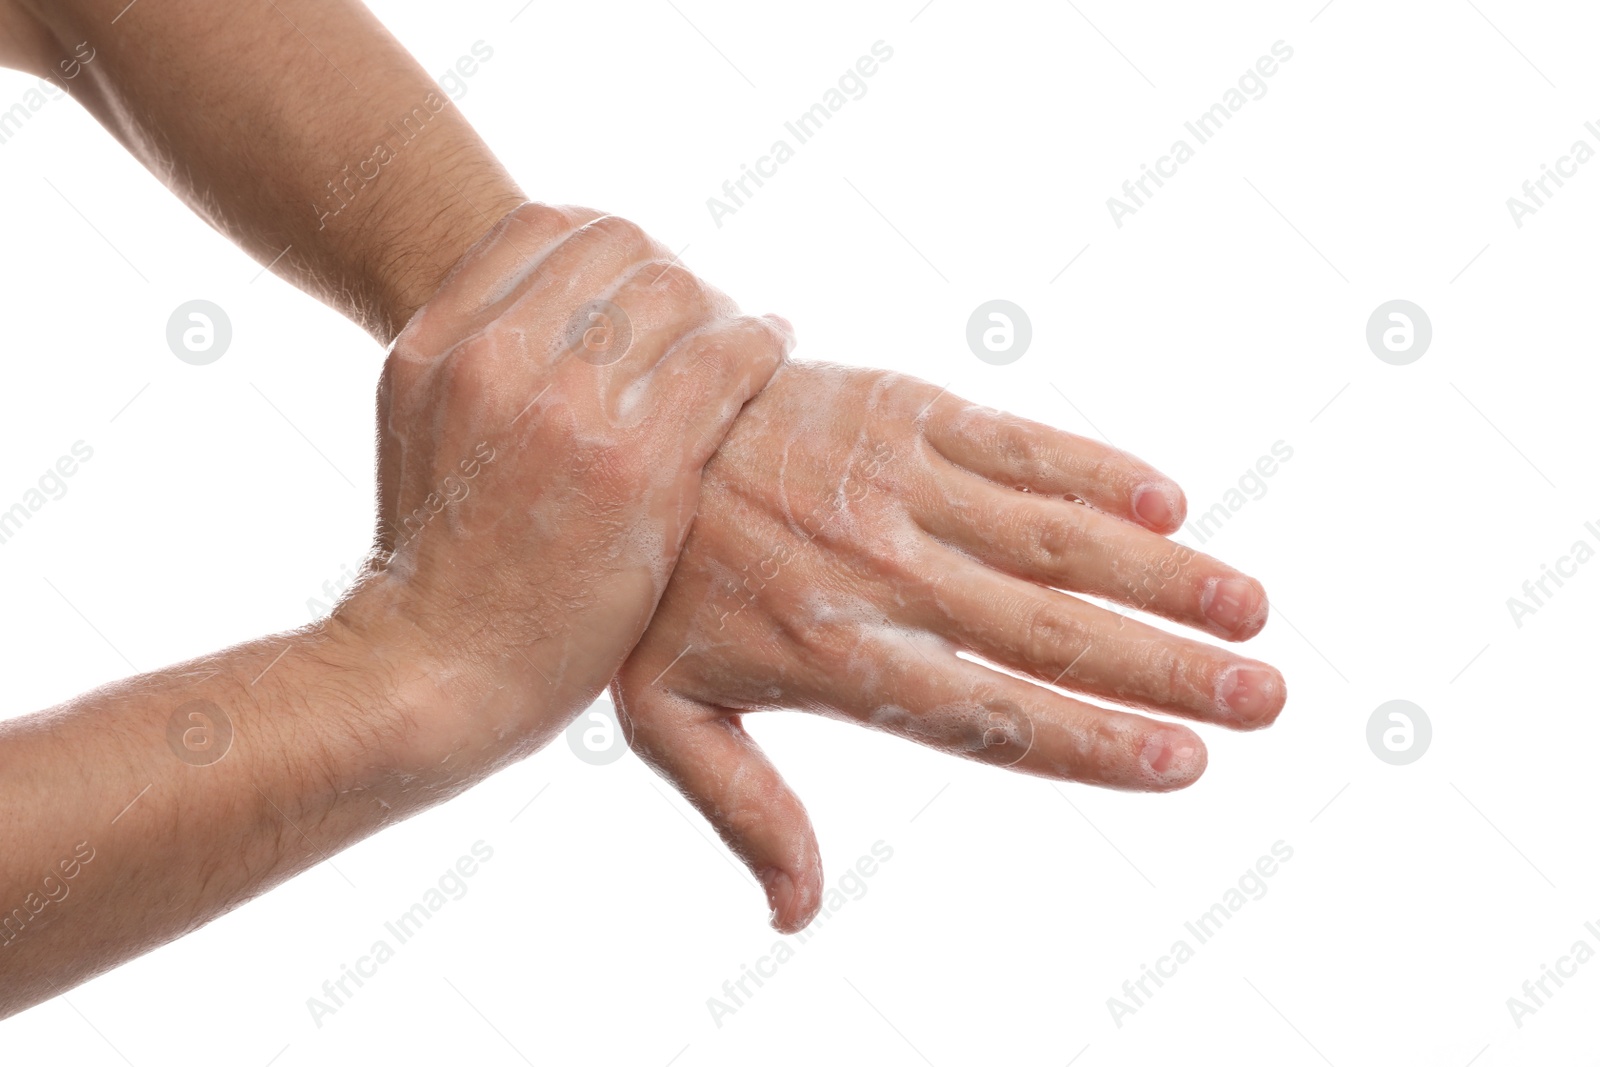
[
  {"left": 1201, "top": 576, "right": 1266, "bottom": 638},
  {"left": 1218, "top": 664, "right": 1283, "bottom": 727},
  {"left": 1131, "top": 482, "right": 1181, "bottom": 530},
  {"left": 760, "top": 868, "right": 795, "bottom": 930},
  {"left": 1141, "top": 732, "right": 1205, "bottom": 785}
]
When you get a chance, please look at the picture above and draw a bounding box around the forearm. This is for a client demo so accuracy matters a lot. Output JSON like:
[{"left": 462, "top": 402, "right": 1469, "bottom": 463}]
[
  {"left": 0, "top": 198, "right": 788, "bottom": 1014},
  {"left": 0, "top": 583, "right": 458, "bottom": 1018},
  {"left": 12, "top": 0, "right": 523, "bottom": 341}
]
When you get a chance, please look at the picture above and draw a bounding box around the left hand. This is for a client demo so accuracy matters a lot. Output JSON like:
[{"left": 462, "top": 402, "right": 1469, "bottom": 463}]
[{"left": 613, "top": 361, "right": 1286, "bottom": 932}]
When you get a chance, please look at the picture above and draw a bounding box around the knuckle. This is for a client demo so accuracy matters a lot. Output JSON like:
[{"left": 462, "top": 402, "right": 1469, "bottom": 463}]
[
  {"left": 525, "top": 201, "right": 594, "bottom": 230},
  {"left": 1034, "top": 512, "right": 1087, "bottom": 570},
  {"left": 582, "top": 214, "right": 656, "bottom": 259},
  {"left": 1082, "top": 454, "right": 1118, "bottom": 491},
  {"left": 668, "top": 317, "right": 783, "bottom": 393},
  {"left": 744, "top": 314, "right": 791, "bottom": 355},
  {"left": 709, "top": 316, "right": 785, "bottom": 370},
  {"left": 1164, "top": 651, "right": 1189, "bottom": 705},
  {"left": 499, "top": 200, "right": 567, "bottom": 242},
  {"left": 1023, "top": 603, "right": 1082, "bottom": 671},
  {"left": 998, "top": 424, "right": 1043, "bottom": 478},
  {"left": 1167, "top": 650, "right": 1216, "bottom": 711},
  {"left": 642, "top": 261, "right": 706, "bottom": 306}
]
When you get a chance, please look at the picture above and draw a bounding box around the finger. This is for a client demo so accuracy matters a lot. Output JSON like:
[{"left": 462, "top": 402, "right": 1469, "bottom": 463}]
[
  {"left": 577, "top": 260, "right": 738, "bottom": 383},
  {"left": 919, "top": 462, "right": 1270, "bottom": 640},
  {"left": 398, "top": 202, "right": 600, "bottom": 357},
  {"left": 616, "top": 682, "right": 824, "bottom": 934},
  {"left": 644, "top": 314, "right": 792, "bottom": 466},
  {"left": 425, "top": 216, "right": 686, "bottom": 421},
  {"left": 920, "top": 399, "right": 1186, "bottom": 533},
  {"left": 907, "top": 541, "right": 1285, "bottom": 729},
  {"left": 826, "top": 628, "right": 1208, "bottom": 790},
  {"left": 490, "top": 214, "right": 676, "bottom": 366}
]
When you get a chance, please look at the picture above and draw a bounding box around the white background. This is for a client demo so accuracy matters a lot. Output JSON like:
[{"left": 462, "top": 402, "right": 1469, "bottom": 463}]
[{"left": 2, "top": 1, "right": 1598, "bottom": 1063}]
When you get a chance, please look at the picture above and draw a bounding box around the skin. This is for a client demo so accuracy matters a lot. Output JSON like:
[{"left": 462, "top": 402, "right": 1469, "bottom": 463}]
[
  {"left": 2, "top": 0, "right": 526, "bottom": 339},
  {"left": 0, "top": 0, "right": 1285, "bottom": 1010},
  {"left": 616, "top": 366, "right": 1284, "bottom": 930},
  {"left": 369, "top": 202, "right": 791, "bottom": 776},
  {"left": 0, "top": 196, "right": 787, "bottom": 1016}
]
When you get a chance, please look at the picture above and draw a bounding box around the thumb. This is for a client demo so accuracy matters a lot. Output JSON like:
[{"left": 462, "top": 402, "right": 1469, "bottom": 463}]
[{"left": 615, "top": 683, "right": 823, "bottom": 934}]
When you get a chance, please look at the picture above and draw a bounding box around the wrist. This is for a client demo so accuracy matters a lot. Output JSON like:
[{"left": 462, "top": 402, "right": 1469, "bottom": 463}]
[
  {"left": 356, "top": 159, "right": 528, "bottom": 344},
  {"left": 323, "top": 570, "right": 561, "bottom": 787}
]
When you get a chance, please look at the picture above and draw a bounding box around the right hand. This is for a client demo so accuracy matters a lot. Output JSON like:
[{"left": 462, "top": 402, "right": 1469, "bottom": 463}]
[{"left": 345, "top": 203, "right": 790, "bottom": 776}]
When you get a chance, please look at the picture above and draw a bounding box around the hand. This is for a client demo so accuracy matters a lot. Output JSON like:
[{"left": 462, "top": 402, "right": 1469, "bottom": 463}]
[
  {"left": 349, "top": 202, "right": 790, "bottom": 779},
  {"left": 613, "top": 362, "right": 1285, "bottom": 931}
]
